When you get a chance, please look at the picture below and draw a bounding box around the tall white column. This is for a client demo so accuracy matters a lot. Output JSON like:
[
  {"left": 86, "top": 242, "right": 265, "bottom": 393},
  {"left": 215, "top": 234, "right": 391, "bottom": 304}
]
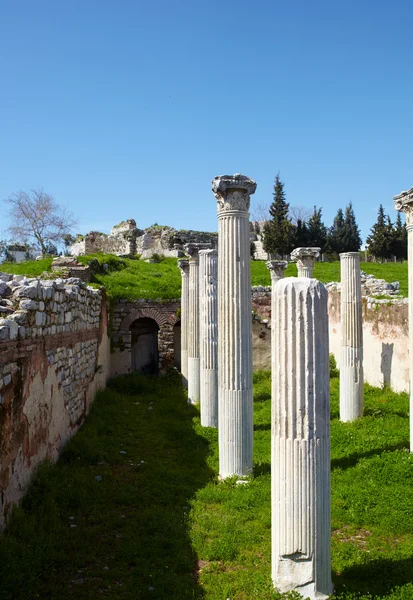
[
  {"left": 199, "top": 249, "right": 218, "bottom": 428},
  {"left": 339, "top": 252, "right": 363, "bottom": 421},
  {"left": 394, "top": 188, "right": 413, "bottom": 451},
  {"left": 291, "top": 247, "right": 320, "bottom": 278},
  {"left": 212, "top": 173, "right": 257, "bottom": 479},
  {"left": 272, "top": 278, "right": 332, "bottom": 600},
  {"left": 178, "top": 259, "right": 189, "bottom": 388},
  {"left": 185, "top": 244, "right": 201, "bottom": 404}
]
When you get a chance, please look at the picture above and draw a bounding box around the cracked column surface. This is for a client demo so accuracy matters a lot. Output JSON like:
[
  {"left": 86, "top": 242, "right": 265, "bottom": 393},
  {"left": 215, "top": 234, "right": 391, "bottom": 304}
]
[
  {"left": 199, "top": 249, "right": 218, "bottom": 428},
  {"left": 394, "top": 187, "right": 413, "bottom": 451},
  {"left": 178, "top": 259, "right": 189, "bottom": 388},
  {"left": 212, "top": 173, "right": 257, "bottom": 478},
  {"left": 271, "top": 277, "right": 333, "bottom": 600},
  {"left": 339, "top": 252, "right": 364, "bottom": 422},
  {"left": 290, "top": 247, "right": 320, "bottom": 278}
]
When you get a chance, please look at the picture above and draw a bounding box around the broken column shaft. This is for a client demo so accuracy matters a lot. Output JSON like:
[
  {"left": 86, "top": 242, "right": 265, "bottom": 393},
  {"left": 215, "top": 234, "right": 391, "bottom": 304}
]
[
  {"left": 271, "top": 277, "right": 333, "bottom": 600},
  {"left": 339, "top": 252, "right": 364, "bottom": 421}
]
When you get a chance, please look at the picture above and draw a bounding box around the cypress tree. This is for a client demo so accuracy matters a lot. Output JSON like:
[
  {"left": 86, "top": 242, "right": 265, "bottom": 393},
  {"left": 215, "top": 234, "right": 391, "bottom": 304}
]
[
  {"left": 366, "top": 205, "right": 391, "bottom": 260},
  {"left": 390, "top": 212, "right": 407, "bottom": 260},
  {"left": 343, "top": 202, "right": 362, "bottom": 252},
  {"left": 293, "top": 218, "right": 310, "bottom": 247},
  {"left": 327, "top": 208, "right": 346, "bottom": 254},
  {"left": 307, "top": 206, "right": 327, "bottom": 252},
  {"left": 263, "top": 174, "right": 295, "bottom": 257}
]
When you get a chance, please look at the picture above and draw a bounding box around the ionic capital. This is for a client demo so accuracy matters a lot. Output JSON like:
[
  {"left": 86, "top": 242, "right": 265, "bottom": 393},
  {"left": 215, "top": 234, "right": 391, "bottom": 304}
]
[
  {"left": 266, "top": 260, "right": 288, "bottom": 281},
  {"left": 184, "top": 243, "right": 211, "bottom": 262},
  {"left": 394, "top": 187, "right": 413, "bottom": 229},
  {"left": 212, "top": 173, "right": 257, "bottom": 214},
  {"left": 178, "top": 259, "right": 189, "bottom": 275}
]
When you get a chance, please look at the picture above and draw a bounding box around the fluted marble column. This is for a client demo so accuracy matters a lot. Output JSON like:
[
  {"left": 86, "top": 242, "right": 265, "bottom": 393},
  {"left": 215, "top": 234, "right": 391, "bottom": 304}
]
[
  {"left": 272, "top": 278, "right": 332, "bottom": 600},
  {"left": 212, "top": 173, "right": 257, "bottom": 479},
  {"left": 290, "top": 247, "right": 320, "bottom": 278},
  {"left": 199, "top": 249, "right": 218, "bottom": 428},
  {"left": 185, "top": 244, "right": 201, "bottom": 404},
  {"left": 178, "top": 259, "right": 190, "bottom": 387},
  {"left": 394, "top": 188, "right": 413, "bottom": 451},
  {"left": 339, "top": 252, "right": 363, "bottom": 421}
]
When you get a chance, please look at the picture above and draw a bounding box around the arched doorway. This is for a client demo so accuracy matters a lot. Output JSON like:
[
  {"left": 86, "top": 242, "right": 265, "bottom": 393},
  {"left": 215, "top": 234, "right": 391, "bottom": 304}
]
[
  {"left": 130, "top": 318, "right": 159, "bottom": 375},
  {"left": 173, "top": 320, "right": 181, "bottom": 371}
]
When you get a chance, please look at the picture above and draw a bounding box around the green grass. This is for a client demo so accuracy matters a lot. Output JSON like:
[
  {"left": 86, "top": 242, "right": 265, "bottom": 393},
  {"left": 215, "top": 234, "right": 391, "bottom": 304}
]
[
  {"left": 1, "top": 370, "right": 412, "bottom": 599},
  {"left": 0, "top": 257, "right": 53, "bottom": 277},
  {"left": 1, "top": 256, "right": 408, "bottom": 299}
]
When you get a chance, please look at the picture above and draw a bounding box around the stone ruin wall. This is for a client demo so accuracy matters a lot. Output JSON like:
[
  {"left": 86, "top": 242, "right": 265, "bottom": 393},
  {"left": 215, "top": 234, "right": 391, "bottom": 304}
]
[
  {"left": 70, "top": 219, "right": 218, "bottom": 260},
  {"left": 251, "top": 286, "right": 409, "bottom": 393},
  {"left": 0, "top": 274, "right": 111, "bottom": 527},
  {"left": 110, "top": 299, "right": 181, "bottom": 378}
]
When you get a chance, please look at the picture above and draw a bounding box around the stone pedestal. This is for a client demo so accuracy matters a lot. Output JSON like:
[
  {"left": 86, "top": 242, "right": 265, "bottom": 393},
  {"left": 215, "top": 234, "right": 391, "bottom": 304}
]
[
  {"left": 178, "top": 259, "right": 190, "bottom": 387},
  {"left": 271, "top": 278, "right": 332, "bottom": 600},
  {"left": 290, "top": 247, "right": 320, "bottom": 278},
  {"left": 212, "top": 174, "right": 257, "bottom": 478},
  {"left": 394, "top": 188, "right": 413, "bottom": 451},
  {"left": 339, "top": 252, "right": 363, "bottom": 421},
  {"left": 199, "top": 249, "right": 218, "bottom": 427}
]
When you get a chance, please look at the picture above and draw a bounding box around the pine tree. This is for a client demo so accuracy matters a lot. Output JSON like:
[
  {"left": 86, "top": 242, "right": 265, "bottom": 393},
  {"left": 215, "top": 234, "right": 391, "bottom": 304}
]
[
  {"left": 343, "top": 202, "right": 362, "bottom": 252},
  {"left": 307, "top": 206, "right": 327, "bottom": 251},
  {"left": 327, "top": 208, "right": 346, "bottom": 254},
  {"left": 390, "top": 212, "right": 407, "bottom": 260},
  {"left": 263, "top": 175, "right": 295, "bottom": 257},
  {"left": 366, "top": 205, "right": 391, "bottom": 260}
]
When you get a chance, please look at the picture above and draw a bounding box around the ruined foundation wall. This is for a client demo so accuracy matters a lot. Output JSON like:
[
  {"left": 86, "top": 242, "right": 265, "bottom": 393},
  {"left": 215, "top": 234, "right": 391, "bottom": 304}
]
[
  {"left": 0, "top": 275, "right": 110, "bottom": 527},
  {"left": 251, "top": 288, "right": 410, "bottom": 392}
]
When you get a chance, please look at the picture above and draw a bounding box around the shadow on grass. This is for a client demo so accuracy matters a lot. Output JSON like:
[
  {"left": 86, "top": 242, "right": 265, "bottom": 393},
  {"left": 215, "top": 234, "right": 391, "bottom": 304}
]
[
  {"left": 254, "top": 423, "right": 271, "bottom": 431},
  {"left": 334, "top": 555, "right": 413, "bottom": 597},
  {"left": 0, "top": 371, "right": 211, "bottom": 600},
  {"left": 331, "top": 441, "right": 409, "bottom": 470},
  {"left": 254, "top": 462, "right": 271, "bottom": 476}
]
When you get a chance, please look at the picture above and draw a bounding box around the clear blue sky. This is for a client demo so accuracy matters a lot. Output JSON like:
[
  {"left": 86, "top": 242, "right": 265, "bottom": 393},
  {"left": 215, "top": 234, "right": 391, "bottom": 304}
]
[{"left": 1, "top": 0, "right": 412, "bottom": 244}]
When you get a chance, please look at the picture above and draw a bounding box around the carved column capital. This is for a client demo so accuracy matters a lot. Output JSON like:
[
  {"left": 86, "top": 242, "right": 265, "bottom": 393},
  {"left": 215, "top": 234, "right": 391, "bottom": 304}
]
[
  {"left": 178, "top": 259, "right": 189, "bottom": 275},
  {"left": 266, "top": 260, "right": 288, "bottom": 281},
  {"left": 212, "top": 173, "right": 257, "bottom": 214},
  {"left": 394, "top": 187, "right": 413, "bottom": 230},
  {"left": 184, "top": 243, "right": 211, "bottom": 262}
]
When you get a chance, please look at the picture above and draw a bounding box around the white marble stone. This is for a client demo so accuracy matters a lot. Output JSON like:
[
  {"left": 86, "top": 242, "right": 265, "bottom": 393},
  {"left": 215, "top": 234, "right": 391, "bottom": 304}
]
[
  {"left": 339, "top": 252, "right": 363, "bottom": 421},
  {"left": 178, "top": 259, "right": 190, "bottom": 388},
  {"left": 271, "top": 277, "right": 333, "bottom": 600},
  {"left": 290, "top": 247, "right": 320, "bottom": 278},
  {"left": 184, "top": 244, "right": 201, "bottom": 404},
  {"left": 199, "top": 249, "right": 218, "bottom": 428},
  {"left": 394, "top": 187, "right": 413, "bottom": 451},
  {"left": 212, "top": 173, "right": 256, "bottom": 478}
]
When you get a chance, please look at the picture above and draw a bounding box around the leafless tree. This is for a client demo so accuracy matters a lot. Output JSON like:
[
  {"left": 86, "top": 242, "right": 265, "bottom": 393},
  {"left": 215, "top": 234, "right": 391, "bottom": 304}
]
[
  {"left": 250, "top": 202, "right": 271, "bottom": 232},
  {"left": 289, "top": 205, "right": 312, "bottom": 225},
  {"left": 5, "top": 189, "right": 78, "bottom": 255}
]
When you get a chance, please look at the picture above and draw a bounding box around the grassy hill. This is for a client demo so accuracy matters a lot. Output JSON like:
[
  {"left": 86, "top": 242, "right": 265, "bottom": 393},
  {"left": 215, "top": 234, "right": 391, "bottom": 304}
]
[{"left": 1, "top": 256, "right": 408, "bottom": 299}]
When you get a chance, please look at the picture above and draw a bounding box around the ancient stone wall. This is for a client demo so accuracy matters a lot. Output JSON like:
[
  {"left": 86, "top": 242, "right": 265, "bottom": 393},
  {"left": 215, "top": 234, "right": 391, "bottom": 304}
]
[
  {"left": 0, "top": 274, "right": 111, "bottom": 527},
  {"left": 111, "top": 299, "right": 181, "bottom": 377},
  {"left": 71, "top": 220, "right": 142, "bottom": 257},
  {"left": 251, "top": 287, "right": 409, "bottom": 392}
]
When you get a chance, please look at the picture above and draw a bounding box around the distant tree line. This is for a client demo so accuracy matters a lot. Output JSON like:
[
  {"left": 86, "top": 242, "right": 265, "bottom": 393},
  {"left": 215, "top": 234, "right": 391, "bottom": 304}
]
[{"left": 258, "top": 175, "right": 407, "bottom": 261}]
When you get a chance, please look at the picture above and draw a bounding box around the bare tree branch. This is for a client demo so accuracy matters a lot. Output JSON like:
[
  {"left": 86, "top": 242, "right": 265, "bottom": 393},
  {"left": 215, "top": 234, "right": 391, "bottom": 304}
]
[
  {"left": 289, "top": 205, "right": 312, "bottom": 225},
  {"left": 5, "top": 189, "right": 78, "bottom": 255}
]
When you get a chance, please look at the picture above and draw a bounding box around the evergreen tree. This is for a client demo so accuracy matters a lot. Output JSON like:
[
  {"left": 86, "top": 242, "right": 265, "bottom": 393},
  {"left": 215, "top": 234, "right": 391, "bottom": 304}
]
[
  {"left": 366, "top": 205, "right": 392, "bottom": 260},
  {"left": 293, "top": 218, "right": 310, "bottom": 247},
  {"left": 263, "top": 175, "right": 295, "bottom": 257},
  {"left": 343, "top": 202, "right": 362, "bottom": 251},
  {"left": 327, "top": 208, "right": 346, "bottom": 254},
  {"left": 390, "top": 212, "right": 407, "bottom": 260},
  {"left": 307, "top": 206, "right": 327, "bottom": 251}
]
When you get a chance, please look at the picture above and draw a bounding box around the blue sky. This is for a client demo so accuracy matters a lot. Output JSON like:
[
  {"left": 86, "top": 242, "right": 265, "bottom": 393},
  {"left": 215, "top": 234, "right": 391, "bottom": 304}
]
[{"left": 1, "top": 0, "right": 412, "bottom": 244}]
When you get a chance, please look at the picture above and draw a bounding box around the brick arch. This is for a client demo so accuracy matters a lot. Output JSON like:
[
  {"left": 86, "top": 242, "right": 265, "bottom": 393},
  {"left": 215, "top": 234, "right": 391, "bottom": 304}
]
[{"left": 120, "top": 308, "right": 178, "bottom": 331}]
